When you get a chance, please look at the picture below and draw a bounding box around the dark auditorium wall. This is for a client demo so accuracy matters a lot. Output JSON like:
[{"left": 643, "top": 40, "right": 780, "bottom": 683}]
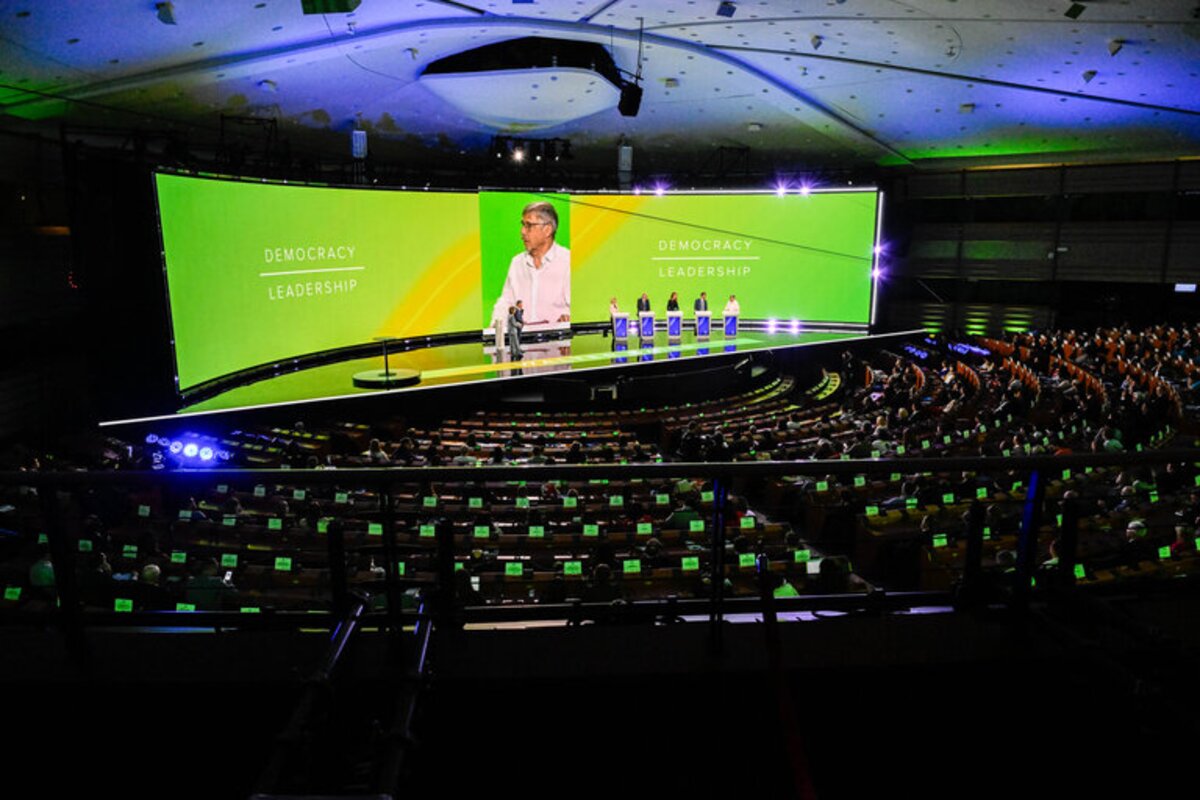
[
  {"left": 878, "top": 158, "right": 1200, "bottom": 336},
  {"left": 0, "top": 128, "right": 87, "bottom": 443}
]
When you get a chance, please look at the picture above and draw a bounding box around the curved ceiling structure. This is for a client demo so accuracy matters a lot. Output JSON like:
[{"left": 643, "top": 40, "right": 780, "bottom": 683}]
[{"left": 1, "top": 0, "right": 1198, "bottom": 169}]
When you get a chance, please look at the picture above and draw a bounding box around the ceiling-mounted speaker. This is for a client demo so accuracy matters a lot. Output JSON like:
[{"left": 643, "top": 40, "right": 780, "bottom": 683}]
[
  {"left": 618, "top": 82, "right": 643, "bottom": 117},
  {"left": 301, "top": 0, "right": 361, "bottom": 14}
]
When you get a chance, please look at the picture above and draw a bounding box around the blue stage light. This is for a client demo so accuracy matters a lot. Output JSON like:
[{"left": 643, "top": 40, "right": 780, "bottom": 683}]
[
  {"left": 775, "top": 183, "right": 788, "bottom": 196},
  {"left": 653, "top": 183, "right": 667, "bottom": 196},
  {"left": 873, "top": 244, "right": 883, "bottom": 255},
  {"left": 872, "top": 268, "right": 883, "bottom": 279},
  {"left": 800, "top": 185, "right": 811, "bottom": 196},
  {"left": 168, "top": 440, "right": 183, "bottom": 454},
  {"left": 182, "top": 443, "right": 199, "bottom": 458},
  {"left": 199, "top": 447, "right": 214, "bottom": 461},
  {"left": 144, "top": 434, "right": 159, "bottom": 445}
]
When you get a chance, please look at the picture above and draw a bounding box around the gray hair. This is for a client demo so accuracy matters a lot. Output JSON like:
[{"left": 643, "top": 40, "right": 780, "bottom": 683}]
[{"left": 523, "top": 201, "right": 558, "bottom": 236}]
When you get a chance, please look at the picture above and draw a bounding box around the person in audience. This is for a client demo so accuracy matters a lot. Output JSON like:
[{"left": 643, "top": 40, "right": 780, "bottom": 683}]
[
  {"left": 583, "top": 563, "right": 620, "bottom": 603},
  {"left": 563, "top": 441, "right": 585, "bottom": 464},
  {"left": 28, "top": 546, "right": 55, "bottom": 600},
  {"left": 364, "top": 439, "right": 391, "bottom": 464}
]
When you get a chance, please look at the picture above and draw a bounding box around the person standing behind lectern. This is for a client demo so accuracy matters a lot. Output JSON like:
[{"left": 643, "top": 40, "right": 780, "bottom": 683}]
[
  {"left": 666, "top": 291, "right": 680, "bottom": 312},
  {"left": 694, "top": 292, "right": 708, "bottom": 312},
  {"left": 507, "top": 303, "right": 524, "bottom": 360},
  {"left": 637, "top": 293, "right": 651, "bottom": 313}
]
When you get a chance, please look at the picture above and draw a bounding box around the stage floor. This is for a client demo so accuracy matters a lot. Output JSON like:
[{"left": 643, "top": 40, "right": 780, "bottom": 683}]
[{"left": 174, "top": 328, "right": 869, "bottom": 417}]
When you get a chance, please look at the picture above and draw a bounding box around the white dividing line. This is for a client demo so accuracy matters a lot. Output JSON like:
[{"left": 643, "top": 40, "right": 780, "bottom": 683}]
[
  {"left": 649, "top": 256, "right": 760, "bottom": 261},
  {"left": 259, "top": 266, "right": 367, "bottom": 278}
]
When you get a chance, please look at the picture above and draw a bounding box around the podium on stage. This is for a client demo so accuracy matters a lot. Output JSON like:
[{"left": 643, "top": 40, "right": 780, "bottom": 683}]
[
  {"left": 723, "top": 314, "right": 738, "bottom": 336},
  {"left": 666, "top": 311, "right": 683, "bottom": 339},
  {"left": 611, "top": 312, "right": 629, "bottom": 340},
  {"left": 638, "top": 311, "right": 655, "bottom": 339},
  {"left": 694, "top": 310, "right": 711, "bottom": 338}
]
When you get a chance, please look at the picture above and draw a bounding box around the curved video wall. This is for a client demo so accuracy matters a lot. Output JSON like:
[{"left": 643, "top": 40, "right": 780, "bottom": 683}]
[{"left": 156, "top": 173, "right": 879, "bottom": 391}]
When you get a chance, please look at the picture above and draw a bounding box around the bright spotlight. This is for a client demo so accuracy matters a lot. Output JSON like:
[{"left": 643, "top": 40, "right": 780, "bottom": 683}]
[
  {"left": 873, "top": 244, "right": 883, "bottom": 255},
  {"left": 199, "top": 447, "right": 214, "bottom": 461},
  {"left": 872, "top": 267, "right": 883, "bottom": 279},
  {"left": 767, "top": 318, "right": 778, "bottom": 333},
  {"left": 144, "top": 434, "right": 159, "bottom": 444},
  {"left": 790, "top": 319, "right": 800, "bottom": 333},
  {"left": 512, "top": 148, "right": 525, "bottom": 163},
  {"left": 182, "top": 443, "right": 199, "bottom": 458},
  {"left": 799, "top": 185, "right": 811, "bottom": 196},
  {"left": 775, "top": 183, "right": 788, "bottom": 197},
  {"left": 168, "top": 440, "right": 183, "bottom": 454},
  {"left": 654, "top": 184, "right": 666, "bottom": 196}
]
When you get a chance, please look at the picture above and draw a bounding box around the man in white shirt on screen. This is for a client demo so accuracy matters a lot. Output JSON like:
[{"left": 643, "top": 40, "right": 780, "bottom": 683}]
[
  {"left": 724, "top": 294, "right": 740, "bottom": 317},
  {"left": 491, "top": 201, "right": 570, "bottom": 331}
]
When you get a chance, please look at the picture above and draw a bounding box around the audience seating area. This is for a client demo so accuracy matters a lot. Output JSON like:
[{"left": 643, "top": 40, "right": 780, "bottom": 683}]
[{"left": 3, "top": 323, "right": 1200, "bottom": 618}]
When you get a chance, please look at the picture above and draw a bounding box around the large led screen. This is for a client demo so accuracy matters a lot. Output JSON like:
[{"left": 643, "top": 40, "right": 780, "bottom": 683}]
[
  {"left": 156, "top": 174, "right": 878, "bottom": 392},
  {"left": 567, "top": 192, "right": 876, "bottom": 325},
  {"left": 156, "top": 174, "right": 481, "bottom": 390}
]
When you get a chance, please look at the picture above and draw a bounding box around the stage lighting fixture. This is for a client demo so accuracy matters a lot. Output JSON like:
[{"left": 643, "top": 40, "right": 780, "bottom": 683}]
[
  {"left": 351, "top": 128, "right": 368, "bottom": 159},
  {"left": 872, "top": 268, "right": 883, "bottom": 279},
  {"left": 716, "top": 1, "right": 737, "bottom": 18},
  {"left": 767, "top": 319, "right": 778, "bottom": 333},
  {"left": 618, "top": 81, "right": 643, "bottom": 117},
  {"left": 1064, "top": 2, "right": 1086, "bottom": 19},
  {"left": 169, "top": 441, "right": 183, "bottom": 454},
  {"left": 182, "top": 443, "right": 199, "bottom": 458},
  {"left": 775, "top": 183, "right": 788, "bottom": 196},
  {"left": 199, "top": 447, "right": 214, "bottom": 461},
  {"left": 800, "top": 185, "right": 811, "bottom": 196},
  {"left": 155, "top": 2, "right": 177, "bottom": 25},
  {"left": 654, "top": 184, "right": 666, "bottom": 196},
  {"left": 790, "top": 319, "right": 801, "bottom": 333},
  {"left": 873, "top": 245, "right": 883, "bottom": 255},
  {"left": 144, "top": 434, "right": 159, "bottom": 445},
  {"left": 512, "top": 147, "right": 525, "bottom": 163}
]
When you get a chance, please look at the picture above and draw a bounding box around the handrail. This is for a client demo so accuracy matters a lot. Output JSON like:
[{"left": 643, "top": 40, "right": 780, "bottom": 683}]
[{"left": 2, "top": 447, "right": 1195, "bottom": 488}]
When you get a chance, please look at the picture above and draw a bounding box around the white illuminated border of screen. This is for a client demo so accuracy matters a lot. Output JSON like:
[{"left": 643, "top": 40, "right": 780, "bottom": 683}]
[{"left": 871, "top": 190, "right": 884, "bottom": 329}]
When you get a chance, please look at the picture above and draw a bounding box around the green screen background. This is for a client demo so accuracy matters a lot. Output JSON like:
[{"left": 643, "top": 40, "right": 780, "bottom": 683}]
[
  {"left": 157, "top": 174, "right": 480, "bottom": 390},
  {"left": 156, "top": 176, "right": 876, "bottom": 392},
  {"left": 570, "top": 192, "right": 876, "bottom": 323}
]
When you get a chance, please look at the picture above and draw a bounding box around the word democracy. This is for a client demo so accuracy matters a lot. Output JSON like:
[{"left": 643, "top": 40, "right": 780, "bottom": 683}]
[
  {"left": 264, "top": 244, "right": 356, "bottom": 263},
  {"left": 658, "top": 239, "right": 753, "bottom": 252}
]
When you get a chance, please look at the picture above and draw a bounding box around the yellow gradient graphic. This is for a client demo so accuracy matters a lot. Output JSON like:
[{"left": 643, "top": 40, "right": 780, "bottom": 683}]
[{"left": 378, "top": 233, "right": 481, "bottom": 338}]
